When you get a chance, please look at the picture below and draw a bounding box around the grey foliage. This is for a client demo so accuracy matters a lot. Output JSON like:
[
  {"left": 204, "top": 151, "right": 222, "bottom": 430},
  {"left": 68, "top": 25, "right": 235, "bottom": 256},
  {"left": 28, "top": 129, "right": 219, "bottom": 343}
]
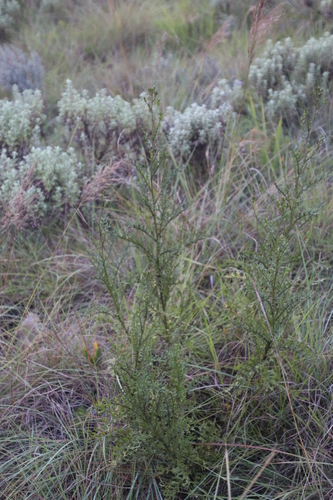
[
  {"left": 0, "top": 45, "right": 44, "bottom": 93},
  {"left": 58, "top": 80, "right": 150, "bottom": 163},
  {"left": 0, "top": 0, "right": 20, "bottom": 29},
  {"left": 0, "top": 86, "right": 44, "bottom": 158},
  {"left": 320, "top": 0, "right": 333, "bottom": 17},
  {"left": 58, "top": 79, "right": 241, "bottom": 166},
  {"left": 0, "top": 146, "right": 82, "bottom": 222},
  {"left": 163, "top": 79, "right": 240, "bottom": 161},
  {"left": 0, "top": 86, "right": 82, "bottom": 226},
  {"left": 249, "top": 33, "right": 333, "bottom": 120}
]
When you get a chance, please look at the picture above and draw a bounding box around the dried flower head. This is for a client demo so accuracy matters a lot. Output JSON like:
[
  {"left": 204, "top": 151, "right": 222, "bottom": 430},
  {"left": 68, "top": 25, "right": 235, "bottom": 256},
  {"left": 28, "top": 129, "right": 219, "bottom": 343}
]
[{"left": 248, "top": 0, "right": 284, "bottom": 65}]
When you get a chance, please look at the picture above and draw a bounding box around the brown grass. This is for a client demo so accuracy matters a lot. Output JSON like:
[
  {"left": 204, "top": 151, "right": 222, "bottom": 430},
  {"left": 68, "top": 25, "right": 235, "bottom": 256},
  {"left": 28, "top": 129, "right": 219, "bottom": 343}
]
[
  {"left": 1, "top": 166, "right": 40, "bottom": 232},
  {"left": 248, "top": 0, "right": 284, "bottom": 65},
  {"left": 204, "top": 16, "right": 233, "bottom": 53}
]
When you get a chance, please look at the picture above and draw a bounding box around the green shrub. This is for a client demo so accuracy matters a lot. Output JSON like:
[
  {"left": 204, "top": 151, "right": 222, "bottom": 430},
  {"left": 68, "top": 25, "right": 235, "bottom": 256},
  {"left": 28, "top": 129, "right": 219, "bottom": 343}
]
[
  {"left": 90, "top": 88, "right": 219, "bottom": 497},
  {"left": 0, "top": 86, "right": 83, "bottom": 227},
  {"left": 224, "top": 89, "right": 324, "bottom": 391}
]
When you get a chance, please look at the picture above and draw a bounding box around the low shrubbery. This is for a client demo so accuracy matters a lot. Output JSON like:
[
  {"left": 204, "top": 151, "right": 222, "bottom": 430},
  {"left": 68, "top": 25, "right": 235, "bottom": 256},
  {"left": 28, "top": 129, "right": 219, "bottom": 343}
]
[
  {"left": 58, "top": 80, "right": 150, "bottom": 164},
  {"left": 0, "top": 29, "right": 332, "bottom": 228},
  {"left": 0, "top": 87, "right": 82, "bottom": 228},
  {"left": 0, "top": 86, "right": 43, "bottom": 156},
  {"left": 0, "top": 0, "right": 20, "bottom": 32},
  {"left": 0, "top": 78, "right": 241, "bottom": 226},
  {"left": 0, "top": 146, "right": 81, "bottom": 229},
  {"left": 249, "top": 32, "right": 333, "bottom": 120},
  {"left": 0, "top": 45, "right": 44, "bottom": 93}
]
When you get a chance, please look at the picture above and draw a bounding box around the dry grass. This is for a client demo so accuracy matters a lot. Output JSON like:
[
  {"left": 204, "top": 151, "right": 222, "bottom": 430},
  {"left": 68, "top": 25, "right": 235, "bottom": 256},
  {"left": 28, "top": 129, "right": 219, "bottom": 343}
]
[
  {"left": 247, "top": 0, "right": 285, "bottom": 65},
  {"left": 1, "top": 166, "right": 40, "bottom": 232}
]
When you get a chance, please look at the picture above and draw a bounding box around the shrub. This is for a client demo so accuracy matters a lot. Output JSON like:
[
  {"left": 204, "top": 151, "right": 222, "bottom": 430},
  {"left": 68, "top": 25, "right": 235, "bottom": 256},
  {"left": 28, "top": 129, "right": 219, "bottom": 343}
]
[
  {"left": 0, "top": 146, "right": 81, "bottom": 227},
  {"left": 210, "top": 77, "right": 243, "bottom": 110},
  {"left": 0, "top": 45, "right": 44, "bottom": 93},
  {"left": 249, "top": 33, "right": 333, "bottom": 121},
  {"left": 59, "top": 79, "right": 241, "bottom": 168},
  {"left": 0, "top": 86, "right": 44, "bottom": 157},
  {"left": 0, "top": 0, "right": 20, "bottom": 29},
  {"left": 23, "top": 146, "right": 81, "bottom": 209},
  {"left": 0, "top": 88, "right": 83, "bottom": 228},
  {"left": 163, "top": 79, "right": 240, "bottom": 162},
  {"left": 58, "top": 80, "right": 150, "bottom": 164},
  {"left": 163, "top": 102, "right": 231, "bottom": 161}
]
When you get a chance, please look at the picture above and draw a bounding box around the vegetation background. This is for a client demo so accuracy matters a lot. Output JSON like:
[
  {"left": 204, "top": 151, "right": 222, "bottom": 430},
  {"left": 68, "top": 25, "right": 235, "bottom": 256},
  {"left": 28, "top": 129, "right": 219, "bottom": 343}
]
[{"left": 1, "top": 0, "right": 333, "bottom": 498}]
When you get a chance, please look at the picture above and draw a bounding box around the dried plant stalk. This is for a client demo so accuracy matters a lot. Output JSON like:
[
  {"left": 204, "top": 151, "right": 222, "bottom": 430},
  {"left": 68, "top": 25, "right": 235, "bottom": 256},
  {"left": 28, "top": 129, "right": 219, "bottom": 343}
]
[
  {"left": 1, "top": 165, "right": 40, "bottom": 231},
  {"left": 248, "top": 0, "right": 284, "bottom": 65},
  {"left": 80, "top": 161, "right": 132, "bottom": 204},
  {"left": 205, "top": 17, "right": 233, "bottom": 53}
]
